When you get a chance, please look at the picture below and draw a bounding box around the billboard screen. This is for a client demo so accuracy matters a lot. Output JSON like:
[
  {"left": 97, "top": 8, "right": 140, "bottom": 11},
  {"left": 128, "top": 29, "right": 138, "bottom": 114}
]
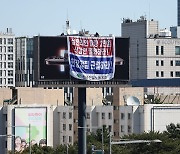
[
  {"left": 14, "top": 107, "right": 47, "bottom": 151},
  {"left": 35, "top": 36, "right": 129, "bottom": 83}
]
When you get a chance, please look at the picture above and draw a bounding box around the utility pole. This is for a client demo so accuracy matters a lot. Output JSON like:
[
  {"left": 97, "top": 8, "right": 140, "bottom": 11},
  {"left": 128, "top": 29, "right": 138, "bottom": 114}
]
[{"left": 29, "top": 124, "right": 31, "bottom": 154}]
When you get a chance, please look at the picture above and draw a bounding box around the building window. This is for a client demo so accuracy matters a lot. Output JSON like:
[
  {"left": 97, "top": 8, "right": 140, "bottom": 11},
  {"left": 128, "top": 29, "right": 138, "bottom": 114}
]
[
  {"left": 170, "top": 71, "right": 173, "bottom": 77},
  {"left": 63, "top": 136, "right": 66, "bottom": 142},
  {"left": 8, "top": 38, "right": 13, "bottom": 44},
  {"left": 175, "top": 60, "right": 180, "bottom": 66},
  {"left": 175, "top": 72, "right": 180, "bottom": 77},
  {"left": 170, "top": 60, "right": 173, "bottom": 66},
  {"left": 8, "top": 62, "right": 13, "bottom": 68},
  {"left": 8, "top": 70, "right": 13, "bottom": 76},
  {"left": 121, "top": 113, "right": 124, "bottom": 119},
  {"left": 113, "top": 106, "right": 119, "bottom": 110},
  {"left": 0, "top": 38, "right": 2, "bottom": 44},
  {"left": 156, "top": 46, "right": 159, "bottom": 55},
  {"left": 69, "top": 124, "right": 72, "bottom": 131},
  {"left": 175, "top": 46, "right": 180, "bottom": 55},
  {"left": 128, "top": 113, "right": 131, "bottom": 120},
  {"left": 161, "top": 46, "right": 164, "bottom": 55},
  {"left": 8, "top": 78, "right": 13, "bottom": 84},
  {"left": 161, "top": 71, "right": 164, "bottom": 77},
  {"left": 63, "top": 124, "right": 66, "bottom": 131},
  {"left": 69, "top": 112, "right": 72, "bottom": 119},
  {"left": 156, "top": 71, "right": 159, "bottom": 77},
  {"left": 109, "top": 125, "right": 112, "bottom": 132},
  {"left": 108, "top": 113, "right": 112, "bottom": 119},
  {"left": 69, "top": 136, "right": 72, "bottom": 143},
  {"left": 0, "top": 70, "right": 2, "bottom": 76},
  {"left": 0, "top": 46, "right": 2, "bottom": 52},
  {"left": 4, "top": 38, "right": 6, "bottom": 44},
  {"left": 8, "top": 46, "right": 13, "bottom": 52},
  {"left": 161, "top": 60, "right": 164, "bottom": 66},
  {"left": 156, "top": 60, "right": 159, "bottom": 66},
  {"left": 0, "top": 78, "right": 2, "bottom": 84},
  {"left": 102, "top": 113, "right": 105, "bottom": 119},
  {"left": 114, "top": 119, "right": 119, "bottom": 123},
  {"left": 8, "top": 54, "right": 13, "bottom": 60},
  {"left": 63, "top": 112, "right": 66, "bottom": 119},
  {"left": 86, "top": 112, "right": 90, "bottom": 119},
  {"left": 121, "top": 125, "right": 124, "bottom": 132},
  {"left": 128, "top": 125, "right": 131, "bottom": 133}
]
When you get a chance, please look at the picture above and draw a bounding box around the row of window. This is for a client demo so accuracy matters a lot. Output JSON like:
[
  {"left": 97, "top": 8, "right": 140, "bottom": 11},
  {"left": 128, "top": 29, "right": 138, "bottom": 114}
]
[
  {"left": 0, "top": 62, "right": 13, "bottom": 68},
  {"left": 0, "top": 46, "right": 13, "bottom": 52},
  {"left": 0, "top": 70, "right": 13, "bottom": 76},
  {"left": 156, "top": 46, "right": 180, "bottom": 55},
  {"left": 121, "top": 113, "right": 131, "bottom": 120},
  {"left": 156, "top": 60, "right": 180, "bottom": 66},
  {"left": 0, "top": 38, "right": 14, "bottom": 45},
  {"left": 63, "top": 124, "right": 72, "bottom": 131},
  {"left": 62, "top": 112, "right": 72, "bottom": 119},
  {"left": 0, "top": 54, "right": 14, "bottom": 60},
  {"left": 120, "top": 125, "right": 131, "bottom": 133},
  {"left": 156, "top": 46, "right": 164, "bottom": 55},
  {"left": 62, "top": 135, "right": 72, "bottom": 143},
  {"left": 0, "top": 78, "right": 14, "bottom": 84},
  {"left": 156, "top": 71, "right": 180, "bottom": 77}
]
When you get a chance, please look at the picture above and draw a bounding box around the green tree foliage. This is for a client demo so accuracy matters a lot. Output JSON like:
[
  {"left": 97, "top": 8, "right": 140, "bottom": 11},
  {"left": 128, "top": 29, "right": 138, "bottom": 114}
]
[{"left": 8, "top": 123, "right": 180, "bottom": 154}]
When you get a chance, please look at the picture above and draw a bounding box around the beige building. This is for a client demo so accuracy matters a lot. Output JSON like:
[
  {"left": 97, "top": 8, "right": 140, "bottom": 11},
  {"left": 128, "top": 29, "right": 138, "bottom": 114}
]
[{"left": 0, "top": 86, "right": 145, "bottom": 153}]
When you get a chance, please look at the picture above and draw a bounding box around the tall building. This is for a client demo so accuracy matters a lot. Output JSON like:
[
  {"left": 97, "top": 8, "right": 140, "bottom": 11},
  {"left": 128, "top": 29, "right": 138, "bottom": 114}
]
[
  {"left": 15, "top": 37, "right": 34, "bottom": 87},
  {"left": 0, "top": 29, "right": 15, "bottom": 87},
  {"left": 121, "top": 17, "right": 180, "bottom": 82},
  {"left": 178, "top": 0, "right": 180, "bottom": 26}
]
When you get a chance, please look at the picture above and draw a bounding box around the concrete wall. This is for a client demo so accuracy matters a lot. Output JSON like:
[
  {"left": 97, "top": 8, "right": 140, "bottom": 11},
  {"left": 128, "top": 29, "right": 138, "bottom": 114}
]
[
  {"left": 86, "top": 88, "right": 103, "bottom": 106},
  {"left": 2, "top": 104, "right": 54, "bottom": 152},
  {"left": 0, "top": 88, "right": 12, "bottom": 105},
  {"left": 16, "top": 87, "right": 64, "bottom": 105}
]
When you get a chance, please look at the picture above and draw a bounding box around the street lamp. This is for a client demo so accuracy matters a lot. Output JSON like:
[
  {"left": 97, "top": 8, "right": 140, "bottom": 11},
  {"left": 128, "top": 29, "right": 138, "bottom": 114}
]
[
  {"left": 78, "top": 126, "right": 104, "bottom": 154},
  {"left": 109, "top": 136, "right": 162, "bottom": 154}
]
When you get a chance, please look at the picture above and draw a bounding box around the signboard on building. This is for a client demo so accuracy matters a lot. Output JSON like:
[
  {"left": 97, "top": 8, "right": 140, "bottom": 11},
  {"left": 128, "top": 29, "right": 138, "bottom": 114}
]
[
  {"left": 67, "top": 36, "right": 115, "bottom": 81},
  {"left": 14, "top": 107, "right": 47, "bottom": 151},
  {"left": 34, "top": 36, "right": 129, "bottom": 85}
]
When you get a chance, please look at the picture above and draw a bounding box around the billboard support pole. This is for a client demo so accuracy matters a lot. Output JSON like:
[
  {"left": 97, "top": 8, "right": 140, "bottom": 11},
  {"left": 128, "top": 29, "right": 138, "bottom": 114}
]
[{"left": 78, "top": 87, "right": 86, "bottom": 154}]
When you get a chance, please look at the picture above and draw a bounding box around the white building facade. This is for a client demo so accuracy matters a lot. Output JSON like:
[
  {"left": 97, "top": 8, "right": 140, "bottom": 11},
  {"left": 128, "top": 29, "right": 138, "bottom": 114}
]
[
  {"left": 0, "top": 29, "right": 15, "bottom": 87},
  {"left": 122, "top": 18, "right": 180, "bottom": 80}
]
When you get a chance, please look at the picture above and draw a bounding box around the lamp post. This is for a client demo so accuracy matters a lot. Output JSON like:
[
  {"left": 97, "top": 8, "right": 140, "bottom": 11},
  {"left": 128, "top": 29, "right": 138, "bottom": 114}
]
[
  {"left": 109, "top": 138, "right": 162, "bottom": 154},
  {"left": 78, "top": 126, "right": 104, "bottom": 154}
]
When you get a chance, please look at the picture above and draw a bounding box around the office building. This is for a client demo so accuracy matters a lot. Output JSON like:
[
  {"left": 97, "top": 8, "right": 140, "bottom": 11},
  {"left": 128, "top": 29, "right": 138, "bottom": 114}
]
[
  {"left": 15, "top": 37, "right": 34, "bottom": 87},
  {"left": 178, "top": 0, "right": 180, "bottom": 26},
  {"left": 121, "top": 17, "right": 180, "bottom": 96},
  {"left": 0, "top": 28, "right": 15, "bottom": 87}
]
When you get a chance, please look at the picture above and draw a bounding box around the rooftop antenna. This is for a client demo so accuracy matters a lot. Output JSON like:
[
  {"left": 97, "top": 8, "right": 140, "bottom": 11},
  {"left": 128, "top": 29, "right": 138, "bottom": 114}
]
[
  {"left": 80, "top": 20, "right": 83, "bottom": 31},
  {"left": 66, "top": 9, "right": 71, "bottom": 35}
]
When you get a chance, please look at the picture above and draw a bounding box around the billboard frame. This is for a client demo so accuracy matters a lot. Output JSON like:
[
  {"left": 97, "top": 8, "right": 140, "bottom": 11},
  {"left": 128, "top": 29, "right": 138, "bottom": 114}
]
[{"left": 34, "top": 36, "right": 130, "bottom": 87}]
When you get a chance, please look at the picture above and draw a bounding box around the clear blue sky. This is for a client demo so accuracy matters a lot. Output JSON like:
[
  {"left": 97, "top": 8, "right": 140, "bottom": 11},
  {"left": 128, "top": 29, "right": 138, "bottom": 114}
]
[{"left": 0, "top": 0, "right": 177, "bottom": 37}]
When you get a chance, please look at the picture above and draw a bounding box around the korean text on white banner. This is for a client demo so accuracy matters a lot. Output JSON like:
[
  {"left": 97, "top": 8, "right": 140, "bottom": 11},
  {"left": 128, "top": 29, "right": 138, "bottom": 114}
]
[{"left": 67, "top": 36, "right": 115, "bottom": 81}]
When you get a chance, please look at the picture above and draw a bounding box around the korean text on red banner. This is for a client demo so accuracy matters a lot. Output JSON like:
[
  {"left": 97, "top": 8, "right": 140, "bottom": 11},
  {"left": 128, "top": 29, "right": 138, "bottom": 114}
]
[{"left": 67, "top": 36, "right": 115, "bottom": 81}]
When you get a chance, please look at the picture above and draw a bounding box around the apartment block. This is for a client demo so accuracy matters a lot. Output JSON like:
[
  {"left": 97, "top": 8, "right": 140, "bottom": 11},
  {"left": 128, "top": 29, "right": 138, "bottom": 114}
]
[{"left": 0, "top": 28, "right": 15, "bottom": 87}]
